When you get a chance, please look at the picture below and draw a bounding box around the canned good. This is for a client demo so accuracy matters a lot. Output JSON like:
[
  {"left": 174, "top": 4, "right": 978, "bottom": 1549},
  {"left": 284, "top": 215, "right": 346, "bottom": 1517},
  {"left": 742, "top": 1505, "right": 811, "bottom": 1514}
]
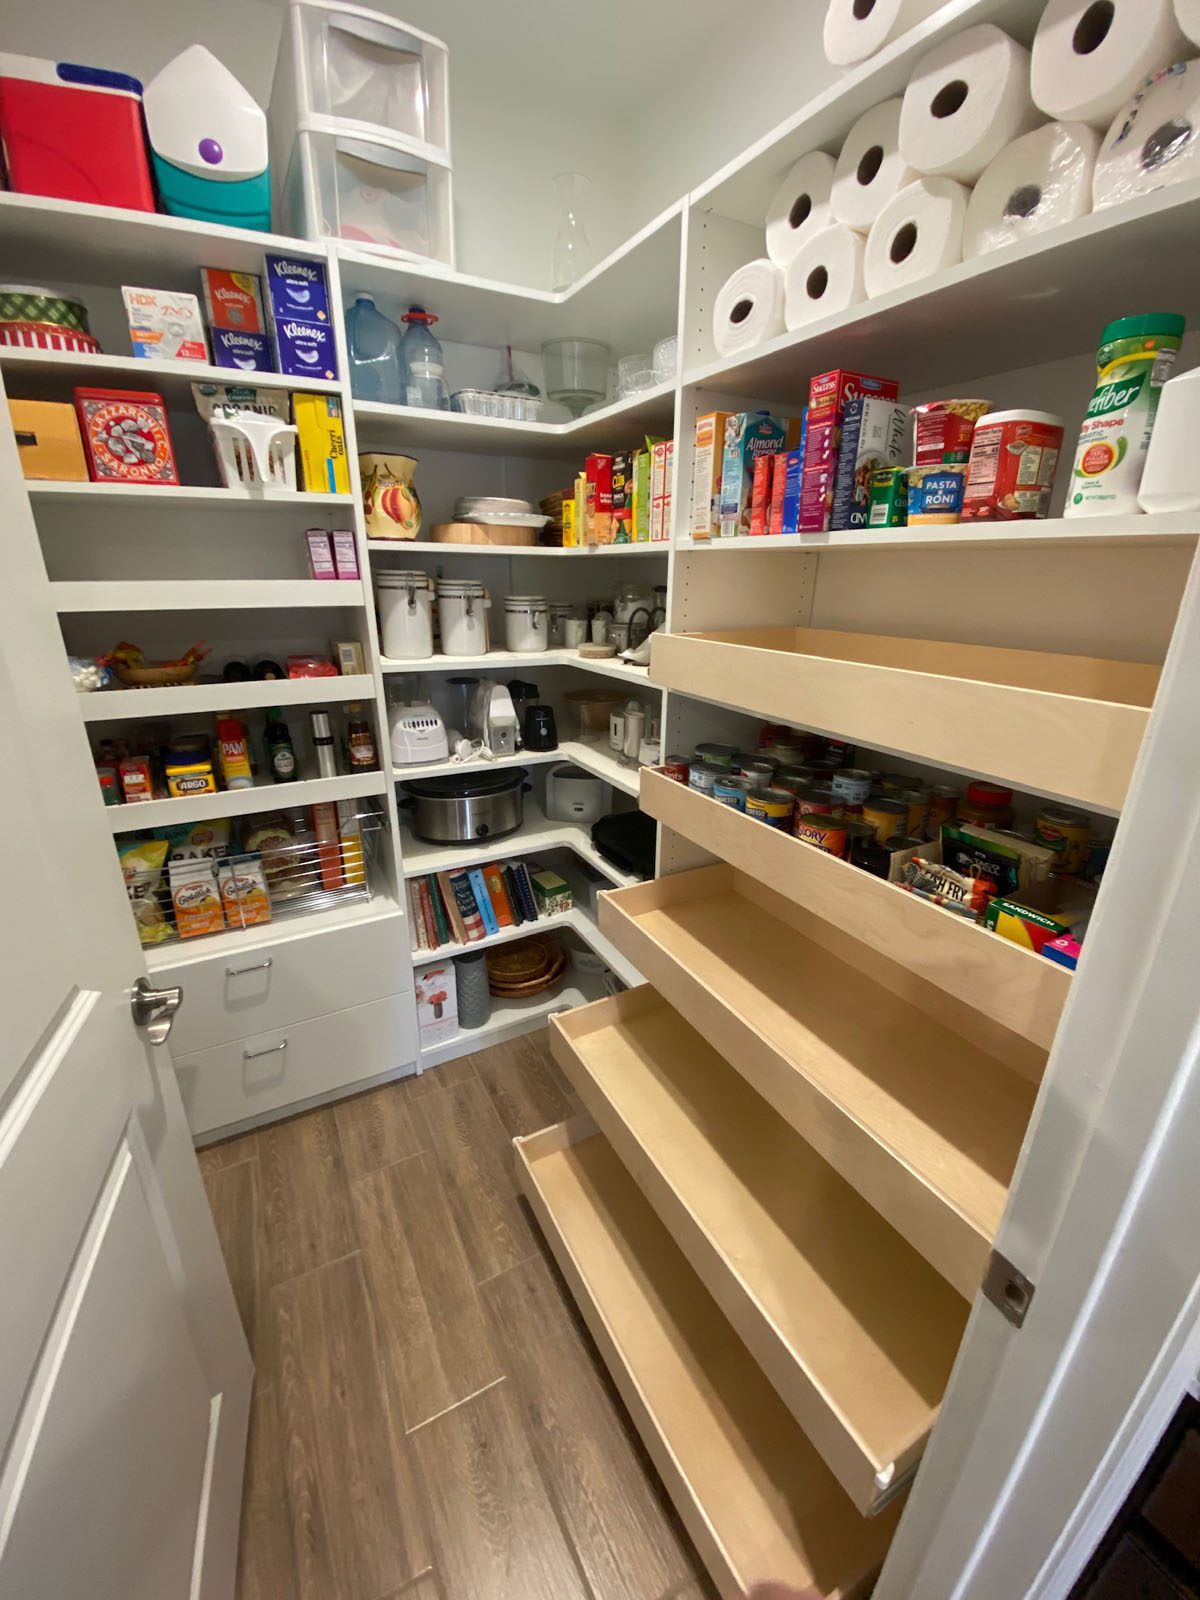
[
  {"left": 843, "top": 819, "right": 879, "bottom": 864},
  {"left": 1034, "top": 806, "right": 1091, "bottom": 875},
  {"left": 831, "top": 766, "right": 872, "bottom": 804},
  {"left": 894, "top": 786, "right": 929, "bottom": 837},
  {"left": 854, "top": 831, "right": 924, "bottom": 879},
  {"left": 793, "top": 811, "right": 848, "bottom": 856},
  {"left": 879, "top": 772, "right": 913, "bottom": 794},
  {"left": 688, "top": 760, "right": 722, "bottom": 794},
  {"left": 661, "top": 754, "right": 690, "bottom": 783},
  {"left": 694, "top": 741, "right": 737, "bottom": 767},
  {"left": 867, "top": 466, "right": 908, "bottom": 527},
  {"left": 745, "top": 786, "right": 794, "bottom": 828},
  {"left": 736, "top": 749, "right": 772, "bottom": 771},
  {"left": 769, "top": 741, "right": 813, "bottom": 766},
  {"left": 959, "top": 780, "right": 1014, "bottom": 829},
  {"left": 862, "top": 796, "right": 909, "bottom": 845},
  {"left": 926, "top": 784, "right": 959, "bottom": 835},
  {"left": 738, "top": 761, "right": 775, "bottom": 790},
  {"left": 712, "top": 774, "right": 752, "bottom": 810},
  {"left": 774, "top": 764, "right": 816, "bottom": 786},
  {"left": 792, "top": 784, "right": 837, "bottom": 817}
]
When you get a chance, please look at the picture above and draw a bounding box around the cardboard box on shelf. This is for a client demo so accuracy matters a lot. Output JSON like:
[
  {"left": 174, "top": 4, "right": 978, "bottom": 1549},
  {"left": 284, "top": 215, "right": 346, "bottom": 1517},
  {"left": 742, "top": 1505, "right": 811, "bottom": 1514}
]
[
  {"left": 8, "top": 399, "right": 88, "bottom": 480},
  {"left": 689, "top": 410, "right": 731, "bottom": 540},
  {"left": 294, "top": 393, "right": 350, "bottom": 494},
  {"left": 415, "top": 960, "right": 458, "bottom": 1043}
]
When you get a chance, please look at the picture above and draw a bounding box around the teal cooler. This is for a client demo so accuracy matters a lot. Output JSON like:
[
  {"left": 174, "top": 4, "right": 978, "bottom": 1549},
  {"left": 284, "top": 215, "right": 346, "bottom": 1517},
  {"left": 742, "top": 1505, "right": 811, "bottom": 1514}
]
[{"left": 143, "top": 44, "right": 271, "bottom": 232}]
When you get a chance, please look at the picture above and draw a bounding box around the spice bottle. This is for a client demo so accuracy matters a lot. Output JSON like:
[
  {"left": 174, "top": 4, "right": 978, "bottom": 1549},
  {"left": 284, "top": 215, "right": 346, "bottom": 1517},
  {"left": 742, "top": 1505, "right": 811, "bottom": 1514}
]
[
  {"left": 346, "top": 703, "right": 378, "bottom": 771},
  {"left": 265, "top": 710, "right": 297, "bottom": 783},
  {"left": 310, "top": 710, "right": 338, "bottom": 778}
]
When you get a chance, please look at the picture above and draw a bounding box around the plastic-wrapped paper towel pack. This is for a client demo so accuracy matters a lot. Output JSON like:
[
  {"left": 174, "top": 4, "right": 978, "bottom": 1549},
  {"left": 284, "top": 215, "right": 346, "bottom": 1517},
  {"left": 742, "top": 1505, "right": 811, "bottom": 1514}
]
[
  {"left": 1094, "top": 59, "right": 1200, "bottom": 207},
  {"left": 823, "top": 0, "right": 945, "bottom": 66},
  {"left": 899, "top": 24, "right": 1041, "bottom": 184},
  {"left": 784, "top": 225, "right": 866, "bottom": 329},
  {"left": 964, "top": 121, "right": 1100, "bottom": 257},
  {"left": 831, "top": 99, "right": 919, "bottom": 232},
  {"left": 1030, "top": 0, "right": 1188, "bottom": 127},
  {"left": 864, "top": 176, "right": 970, "bottom": 298},
  {"left": 765, "top": 151, "right": 836, "bottom": 265},
  {"left": 712, "top": 259, "right": 787, "bottom": 358}
]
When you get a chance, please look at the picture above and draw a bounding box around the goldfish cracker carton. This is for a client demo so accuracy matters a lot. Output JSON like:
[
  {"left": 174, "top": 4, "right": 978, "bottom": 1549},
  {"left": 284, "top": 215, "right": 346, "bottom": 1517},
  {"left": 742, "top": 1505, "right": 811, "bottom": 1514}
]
[
  {"left": 170, "top": 859, "right": 225, "bottom": 939},
  {"left": 217, "top": 858, "right": 272, "bottom": 929},
  {"left": 689, "top": 411, "right": 731, "bottom": 539}
]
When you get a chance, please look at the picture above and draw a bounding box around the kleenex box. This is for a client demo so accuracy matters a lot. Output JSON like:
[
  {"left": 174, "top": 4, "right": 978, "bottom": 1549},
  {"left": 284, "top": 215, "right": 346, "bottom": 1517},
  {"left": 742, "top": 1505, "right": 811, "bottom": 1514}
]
[
  {"left": 211, "top": 327, "right": 274, "bottom": 373},
  {"left": 271, "top": 315, "right": 338, "bottom": 382},
  {"left": 264, "top": 255, "right": 331, "bottom": 324}
]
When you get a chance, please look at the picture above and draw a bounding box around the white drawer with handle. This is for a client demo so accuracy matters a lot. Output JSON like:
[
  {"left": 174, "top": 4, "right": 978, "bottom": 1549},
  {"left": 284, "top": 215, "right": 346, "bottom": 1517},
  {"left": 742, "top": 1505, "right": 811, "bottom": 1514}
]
[
  {"left": 176, "top": 990, "right": 419, "bottom": 1139},
  {"left": 156, "top": 908, "right": 409, "bottom": 1058}
]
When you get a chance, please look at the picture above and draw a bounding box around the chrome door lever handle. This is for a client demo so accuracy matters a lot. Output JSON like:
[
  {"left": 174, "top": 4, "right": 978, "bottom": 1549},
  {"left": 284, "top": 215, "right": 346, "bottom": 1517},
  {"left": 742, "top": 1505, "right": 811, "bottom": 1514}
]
[{"left": 131, "top": 976, "right": 183, "bottom": 1046}]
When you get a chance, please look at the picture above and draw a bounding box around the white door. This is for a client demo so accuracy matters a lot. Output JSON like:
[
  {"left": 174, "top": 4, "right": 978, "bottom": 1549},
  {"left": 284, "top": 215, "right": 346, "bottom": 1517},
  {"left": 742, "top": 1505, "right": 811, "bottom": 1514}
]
[{"left": 0, "top": 398, "right": 252, "bottom": 1599}]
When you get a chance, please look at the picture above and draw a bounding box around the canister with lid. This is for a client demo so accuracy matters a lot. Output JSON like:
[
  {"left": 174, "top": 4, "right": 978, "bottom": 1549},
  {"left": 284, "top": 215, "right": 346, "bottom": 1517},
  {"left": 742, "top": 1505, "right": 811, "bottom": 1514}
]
[
  {"left": 376, "top": 569, "right": 434, "bottom": 659},
  {"left": 503, "top": 594, "right": 549, "bottom": 653},
  {"left": 547, "top": 602, "right": 575, "bottom": 648},
  {"left": 436, "top": 578, "right": 489, "bottom": 656},
  {"left": 959, "top": 780, "right": 1014, "bottom": 830}
]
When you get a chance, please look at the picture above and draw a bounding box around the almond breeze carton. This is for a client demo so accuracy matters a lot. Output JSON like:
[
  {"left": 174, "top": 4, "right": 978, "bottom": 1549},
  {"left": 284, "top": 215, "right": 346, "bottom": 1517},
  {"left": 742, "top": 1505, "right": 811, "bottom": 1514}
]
[{"left": 719, "top": 411, "right": 800, "bottom": 538}]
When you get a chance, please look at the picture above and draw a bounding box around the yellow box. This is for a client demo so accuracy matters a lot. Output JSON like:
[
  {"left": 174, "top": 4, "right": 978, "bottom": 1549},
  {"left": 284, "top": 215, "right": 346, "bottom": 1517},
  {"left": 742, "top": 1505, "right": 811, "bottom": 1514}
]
[
  {"left": 690, "top": 410, "right": 732, "bottom": 539},
  {"left": 165, "top": 759, "right": 218, "bottom": 798},
  {"left": 293, "top": 393, "right": 350, "bottom": 494},
  {"left": 561, "top": 498, "right": 577, "bottom": 547},
  {"left": 8, "top": 399, "right": 88, "bottom": 481}
]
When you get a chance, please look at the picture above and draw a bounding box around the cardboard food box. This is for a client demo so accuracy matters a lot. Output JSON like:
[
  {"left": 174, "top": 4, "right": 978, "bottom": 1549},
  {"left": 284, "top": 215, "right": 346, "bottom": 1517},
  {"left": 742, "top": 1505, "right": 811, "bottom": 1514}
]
[
  {"left": 414, "top": 960, "right": 458, "bottom": 1043},
  {"left": 719, "top": 412, "right": 799, "bottom": 539},
  {"left": 294, "top": 393, "right": 350, "bottom": 494},
  {"left": 8, "top": 399, "right": 88, "bottom": 480},
  {"left": 689, "top": 410, "right": 731, "bottom": 539},
  {"left": 530, "top": 868, "right": 572, "bottom": 916},
  {"left": 830, "top": 396, "right": 909, "bottom": 531}
]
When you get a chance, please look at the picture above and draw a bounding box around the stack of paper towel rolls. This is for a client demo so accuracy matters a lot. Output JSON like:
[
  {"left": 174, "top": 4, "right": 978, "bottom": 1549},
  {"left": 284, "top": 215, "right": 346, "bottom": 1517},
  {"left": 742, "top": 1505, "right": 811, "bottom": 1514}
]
[{"left": 711, "top": 0, "right": 1199, "bottom": 357}]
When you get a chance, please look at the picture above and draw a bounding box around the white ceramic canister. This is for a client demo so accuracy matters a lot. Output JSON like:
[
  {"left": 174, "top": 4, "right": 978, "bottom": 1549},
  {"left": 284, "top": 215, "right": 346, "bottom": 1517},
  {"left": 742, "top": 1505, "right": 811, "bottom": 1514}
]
[
  {"left": 503, "top": 594, "right": 549, "bottom": 653},
  {"left": 436, "top": 578, "right": 489, "bottom": 656},
  {"left": 376, "top": 569, "right": 433, "bottom": 659},
  {"left": 548, "top": 602, "right": 574, "bottom": 648}
]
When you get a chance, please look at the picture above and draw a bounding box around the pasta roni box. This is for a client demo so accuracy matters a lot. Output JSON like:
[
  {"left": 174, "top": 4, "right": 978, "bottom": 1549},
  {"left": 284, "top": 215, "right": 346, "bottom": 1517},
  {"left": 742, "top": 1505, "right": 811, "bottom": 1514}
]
[{"left": 719, "top": 411, "right": 800, "bottom": 538}]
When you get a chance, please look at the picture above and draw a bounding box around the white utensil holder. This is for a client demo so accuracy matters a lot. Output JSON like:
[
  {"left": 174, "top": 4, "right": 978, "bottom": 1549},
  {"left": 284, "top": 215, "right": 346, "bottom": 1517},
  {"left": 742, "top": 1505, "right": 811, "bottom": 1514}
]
[{"left": 210, "top": 416, "right": 299, "bottom": 493}]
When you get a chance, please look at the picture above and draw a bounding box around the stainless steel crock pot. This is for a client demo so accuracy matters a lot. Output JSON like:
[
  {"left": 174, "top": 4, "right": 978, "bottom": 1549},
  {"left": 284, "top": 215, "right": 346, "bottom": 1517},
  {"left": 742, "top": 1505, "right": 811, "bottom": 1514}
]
[{"left": 400, "top": 768, "right": 528, "bottom": 842}]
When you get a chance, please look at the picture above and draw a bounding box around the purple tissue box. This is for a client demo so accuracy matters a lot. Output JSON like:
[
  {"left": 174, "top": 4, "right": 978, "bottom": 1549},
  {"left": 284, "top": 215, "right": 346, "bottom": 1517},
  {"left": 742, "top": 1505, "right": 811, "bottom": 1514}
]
[
  {"left": 211, "top": 327, "right": 274, "bottom": 373},
  {"left": 271, "top": 316, "right": 339, "bottom": 382},
  {"left": 264, "top": 255, "right": 331, "bottom": 325}
]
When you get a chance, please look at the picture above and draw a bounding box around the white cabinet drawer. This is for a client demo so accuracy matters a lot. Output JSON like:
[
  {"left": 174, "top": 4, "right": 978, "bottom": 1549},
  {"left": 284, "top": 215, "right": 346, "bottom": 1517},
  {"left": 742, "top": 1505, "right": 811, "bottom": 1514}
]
[
  {"left": 157, "top": 909, "right": 409, "bottom": 1057},
  {"left": 176, "top": 991, "right": 419, "bottom": 1138}
]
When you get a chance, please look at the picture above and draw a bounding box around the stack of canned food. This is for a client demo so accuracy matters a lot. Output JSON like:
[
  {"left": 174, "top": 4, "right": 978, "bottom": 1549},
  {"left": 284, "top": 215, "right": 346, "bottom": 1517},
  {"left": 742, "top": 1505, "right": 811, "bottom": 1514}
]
[{"left": 661, "top": 725, "right": 1099, "bottom": 886}]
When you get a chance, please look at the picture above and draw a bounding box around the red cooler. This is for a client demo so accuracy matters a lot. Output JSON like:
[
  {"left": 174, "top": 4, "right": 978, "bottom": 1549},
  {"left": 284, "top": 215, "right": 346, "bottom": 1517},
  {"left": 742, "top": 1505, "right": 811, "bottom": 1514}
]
[{"left": 0, "top": 54, "right": 155, "bottom": 211}]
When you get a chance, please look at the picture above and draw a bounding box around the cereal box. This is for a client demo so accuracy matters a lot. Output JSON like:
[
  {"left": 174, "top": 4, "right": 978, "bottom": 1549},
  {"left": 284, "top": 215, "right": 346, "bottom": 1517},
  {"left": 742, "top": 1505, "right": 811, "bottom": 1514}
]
[
  {"left": 689, "top": 411, "right": 731, "bottom": 540},
  {"left": 294, "top": 394, "right": 350, "bottom": 493}
]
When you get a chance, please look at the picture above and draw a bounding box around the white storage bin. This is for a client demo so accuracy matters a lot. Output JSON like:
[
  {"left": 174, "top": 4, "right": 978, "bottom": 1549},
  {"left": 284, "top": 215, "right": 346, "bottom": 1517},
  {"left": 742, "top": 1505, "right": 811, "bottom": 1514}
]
[
  {"left": 377, "top": 568, "right": 434, "bottom": 659},
  {"left": 281, "top": 120, "right": 454, "bottom": 266},
  {"left": 272, "top": 0, "right": 450, "bottom": 158}
]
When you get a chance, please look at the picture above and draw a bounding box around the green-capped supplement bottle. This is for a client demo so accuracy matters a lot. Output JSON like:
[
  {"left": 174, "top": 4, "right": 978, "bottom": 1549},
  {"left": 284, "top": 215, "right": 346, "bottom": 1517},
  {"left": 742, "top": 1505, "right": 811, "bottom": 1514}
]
[
  {"left": 265, "top": 710, "right": 297, "bottom": 783},
  {"left": 1066, "top": 312, "right": 1185, "bottom": 518}
]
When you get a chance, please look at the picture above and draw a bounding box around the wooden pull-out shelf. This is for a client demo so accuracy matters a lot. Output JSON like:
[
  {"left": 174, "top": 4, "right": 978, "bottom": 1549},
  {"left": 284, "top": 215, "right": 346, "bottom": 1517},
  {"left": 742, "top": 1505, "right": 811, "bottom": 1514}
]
[
  {"left": 640, "top": 766, "right": 1069, "bottom": 1052},
  {"left": 599, "top": 865, "right": 1039, "bottom": 1301},
  {"left": 550, "top": 987, "right": 968, "bottom": 1514},
  {"left": 515, "top": 1116, "right": 903, "bottom": 1598},
  {"left": 650, "top": 626, "right": 1159, "bottom": 812}
]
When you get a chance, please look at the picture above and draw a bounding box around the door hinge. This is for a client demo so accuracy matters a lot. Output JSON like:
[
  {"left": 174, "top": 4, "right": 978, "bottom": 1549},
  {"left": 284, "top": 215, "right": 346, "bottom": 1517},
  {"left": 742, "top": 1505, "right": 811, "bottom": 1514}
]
[{"left": 983, "top": 1250, "right": 1035, "bottom": 1328}]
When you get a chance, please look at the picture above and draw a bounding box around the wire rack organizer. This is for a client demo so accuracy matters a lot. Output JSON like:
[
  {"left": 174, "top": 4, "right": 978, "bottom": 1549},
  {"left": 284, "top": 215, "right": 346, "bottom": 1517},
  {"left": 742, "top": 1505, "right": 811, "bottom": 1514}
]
[{"left": 121, "top": 802, "right": 386, "bottom": 950}]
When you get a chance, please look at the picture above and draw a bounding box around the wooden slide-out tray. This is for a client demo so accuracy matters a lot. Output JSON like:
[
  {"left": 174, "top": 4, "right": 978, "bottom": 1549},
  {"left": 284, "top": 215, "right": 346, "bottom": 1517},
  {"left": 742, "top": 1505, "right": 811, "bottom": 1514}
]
[
  {"left": 640, "top": 765, "right": 1070, "bottom": 1052},
  {"left": 598, "top": 864, "right": 1040, "bottom": 1301},
  {"left": 550, "top": 987, "right": 969, "bottom": 1514},
  {"left": 514, "top": 1115, "right": 902, "bottom": 1598},
  {"left": 650, "top": 625, "right": 1160, "bottom": 812}
]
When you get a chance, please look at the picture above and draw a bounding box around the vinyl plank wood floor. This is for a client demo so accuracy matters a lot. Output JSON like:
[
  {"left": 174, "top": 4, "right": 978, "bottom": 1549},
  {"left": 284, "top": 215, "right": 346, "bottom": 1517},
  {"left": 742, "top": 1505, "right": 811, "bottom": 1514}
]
[{"left": 201, "top": 1031, "right": 715, "bottom": 1600}]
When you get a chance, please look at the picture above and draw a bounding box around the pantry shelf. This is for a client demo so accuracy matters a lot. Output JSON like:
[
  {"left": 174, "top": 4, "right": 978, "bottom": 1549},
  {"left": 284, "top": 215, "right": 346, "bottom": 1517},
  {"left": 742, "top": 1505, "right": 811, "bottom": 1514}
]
[
  {"left": 416, "top": 906, "right": 640, "bottom": 982},
  {"left": 673, "top": 512, "right": 1200, "bottom": 555},
  {"left": 352, "top": 381, "right": 676, "bottom": 459},
  {"left": 598, "top": 864, "right": 1039, "bottom": 1301},
  {"left": 0, "top": 347, "right": 342, "bottom": 395},
  {"left": 399, "top": 796, "right": 640, "bottom": 889},
  {"left": 80, "top": 674, "right": 377, "bottom": 722},
  {"left": 686, "top": 177, "right": 1200, "bottom": 401},
  {"left": 516, "top": 1118, "right": 903, "bottom": 1595},
  {"left": 419, "top": 971, "right": 612, "bottom": 1070},
  {"left": 25, "top": 482, "right": 356, "bottom": 509},
  {"left": 144, "top": 889, "right": 402, "bottom": 974},
  {"left": 650, "top": 626, "right": 1157, "bottom": 815},
  {"left": 552, "top": 986, "right": 968, "bottom": 1512},
  {"left": 381, "top": 646, "right": 655, "bottom": 687},
  {"left": 51, "top": 579, "right": 364, "bottom": 612},
  {"left": 106, "top": 771, "right": 388, "bottom": 832},
  {"left": 640, "top": 768, "right": 1067, "bottom": 1051},
  {"left": 369, "top": 539, "right": 667, "bottom": 557}
]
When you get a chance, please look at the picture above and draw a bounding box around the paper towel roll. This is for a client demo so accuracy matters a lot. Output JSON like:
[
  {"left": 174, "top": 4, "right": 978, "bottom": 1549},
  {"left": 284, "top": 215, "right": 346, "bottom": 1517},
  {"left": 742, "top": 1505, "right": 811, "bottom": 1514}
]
[
  {"left": 823, "top": 0, "right": 945, "bottom": 67},
  {"left": 899, "top": 24, "right": 1040, "bottom": 183},
  {"left": 831, "top": 99, "right": 919, "bottom": 232},
  {"left": 1177, "top": 0, "right": 1200, "bottom": 47},
  {"left": 784, "top": 226, "right": 867, "bottom": 329},
  {"left": 713, "top": 259, "right": 787, "bottom": 357},
  {"left": 765, "top": 151, "right": 836, "bottom": 265},
  {"left": 864, "top": 176, "right": 970, "bottom": 297},
  {"left": 964, "top": 121, "right": 1100, "bottom": 257},
  {"left": 1031, "top": 0, "right": 1188, "bottom": 127},
  {"left": 1093, "top": 59, "right": 1200, "bottom": 208}
]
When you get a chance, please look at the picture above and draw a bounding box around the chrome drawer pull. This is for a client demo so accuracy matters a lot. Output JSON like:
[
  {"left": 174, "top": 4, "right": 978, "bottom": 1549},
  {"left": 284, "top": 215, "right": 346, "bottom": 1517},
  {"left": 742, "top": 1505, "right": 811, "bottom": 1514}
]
[
  {"left": 243, "top": 1040, "right": 287, "bottom": 1061},
  {"left": 226, "top": 958, "right": 273, "bottom": 977}
]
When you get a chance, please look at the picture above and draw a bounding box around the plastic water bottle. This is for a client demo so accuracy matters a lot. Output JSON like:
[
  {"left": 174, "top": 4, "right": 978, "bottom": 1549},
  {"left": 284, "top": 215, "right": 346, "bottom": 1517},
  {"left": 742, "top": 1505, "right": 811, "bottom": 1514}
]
[
  {"left": 345, "top": 293, "right": 403, "bottom": 404},
  {"left": 400, "top": 306, "right": 449, "bottom": 411}
]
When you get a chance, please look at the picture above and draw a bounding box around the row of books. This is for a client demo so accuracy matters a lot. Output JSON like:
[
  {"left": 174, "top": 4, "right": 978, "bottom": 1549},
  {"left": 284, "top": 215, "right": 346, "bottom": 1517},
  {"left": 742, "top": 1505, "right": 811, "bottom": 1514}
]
[{"left": 408, "top": 860, "right": 561, "bottom": 952}]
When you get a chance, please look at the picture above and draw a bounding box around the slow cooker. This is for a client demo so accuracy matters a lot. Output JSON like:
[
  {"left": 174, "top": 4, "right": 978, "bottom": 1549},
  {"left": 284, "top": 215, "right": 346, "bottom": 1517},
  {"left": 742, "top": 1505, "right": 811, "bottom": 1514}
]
[{"left": 400, "top": 768, "right": 528, "bottom": 842}]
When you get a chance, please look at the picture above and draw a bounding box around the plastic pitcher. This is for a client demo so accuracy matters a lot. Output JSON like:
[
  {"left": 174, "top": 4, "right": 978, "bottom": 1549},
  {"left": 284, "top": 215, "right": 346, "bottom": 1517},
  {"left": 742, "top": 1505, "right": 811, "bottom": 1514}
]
[
  {"left": 345, "top": 293, "right": 403, "bottom": 404},
  {"left": 400, "top": 305, "right": 449, "bottom": 410}
]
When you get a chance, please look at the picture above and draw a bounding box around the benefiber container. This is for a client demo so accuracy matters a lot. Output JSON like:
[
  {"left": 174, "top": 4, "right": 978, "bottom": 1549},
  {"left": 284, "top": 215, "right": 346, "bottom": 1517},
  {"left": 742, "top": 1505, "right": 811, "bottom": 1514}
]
[
  {"left": 142, "top": 46, "right": 270, "bottom": 231},
  {"left": 0, "top": 54, "right": 155, "bottom": 211}
]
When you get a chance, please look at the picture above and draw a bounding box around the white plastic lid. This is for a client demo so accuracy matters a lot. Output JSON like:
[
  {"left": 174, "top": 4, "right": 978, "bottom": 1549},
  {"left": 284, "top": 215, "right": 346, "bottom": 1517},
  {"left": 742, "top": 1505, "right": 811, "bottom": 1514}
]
[
  {"left": 436, "top": 578, "right": 486, "bottom": 594},
  {"left": 143, "top": 45, "right": 267, "bottom": 181},
  {"left": 504, "top": 595, "right": 548, "bottom": 606},
  {"left": 975, "top": 409, "right": 1064, "bottom": 428},
  {"left": 376, "top": 569, "right": 428, "bottom": 585}
]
